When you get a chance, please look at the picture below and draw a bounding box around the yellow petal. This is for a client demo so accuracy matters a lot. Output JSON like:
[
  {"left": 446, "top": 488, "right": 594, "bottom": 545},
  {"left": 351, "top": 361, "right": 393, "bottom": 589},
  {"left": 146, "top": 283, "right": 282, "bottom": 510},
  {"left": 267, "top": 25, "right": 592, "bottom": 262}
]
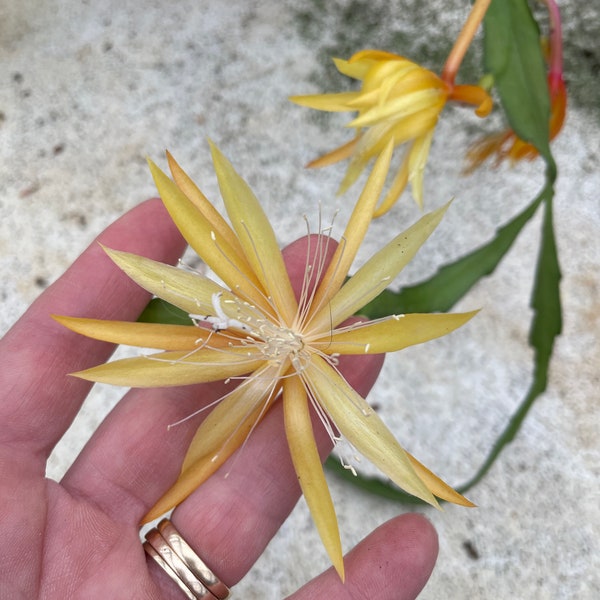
[
  {"left": 289, "top": 91, "right": 359, "bottom": 112},
  {"left": 52, "top": 315, "right": 217, "bottom": 350},
  {"left": 385, "top": 102, "right": 443, "bottom": 146},
  {"left": 319, "top": 311, "right": 478, "bottom": 354},
  {"left": 209, "top": 141, "right": 298, "bottom": 324},
  {"left": 305, "top": 136, "right": 359, "bottom": 169},
  {"left": 348, "top": 88, "right": 443, "bottom": 128},
  {"left": 311, "top": 202, "right": 450, "bottom": 330},
  {"left": 71, "top": 347, "right": 264, "bottom": 387},
  {"left": 373, "top": 148, "right": 411, "bottom": 217},
  {"left": 283, "top": 376, "right": 344, "bottom": 580},
  {"left": 305, "top": 355, "right": 438, "bottom": 507},
  {"left": 102, "top": 247, "right": 230, "bottom": 316},
  {"left": 407, "top": 452, "right": 476, "bottom": 507},
  {"left": 307, "top": 140, "right": 393, "bottom": 320},
  {"left": 148, "top": 159, "right": 266, "bottom": 309},
  {"left": 143, "top": 363, "right": 282, "bottom": 522},
  {"left": 166, "top": 151, "right": 245, "bottom": 258},
  {"left": 333, "top": 56, "right": 370, "bottom": 79},
  {"left": 407, "top": 129, "right": 435, "bottom": 209}
]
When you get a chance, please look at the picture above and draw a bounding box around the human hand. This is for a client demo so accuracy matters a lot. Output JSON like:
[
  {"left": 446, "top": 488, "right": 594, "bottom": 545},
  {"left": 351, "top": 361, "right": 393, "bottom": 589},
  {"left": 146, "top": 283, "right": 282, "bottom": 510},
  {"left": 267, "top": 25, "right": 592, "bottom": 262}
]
[{"left": 0, "top": 199, "right": 438, "bottom": 599}]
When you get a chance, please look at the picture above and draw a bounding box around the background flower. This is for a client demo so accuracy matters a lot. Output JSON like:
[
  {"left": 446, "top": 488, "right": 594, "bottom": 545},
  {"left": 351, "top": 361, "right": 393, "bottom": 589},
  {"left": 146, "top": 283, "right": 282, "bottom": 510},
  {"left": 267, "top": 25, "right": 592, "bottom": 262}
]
[{"left": 291, "top": 50, "right": 491, "bottom": 214}]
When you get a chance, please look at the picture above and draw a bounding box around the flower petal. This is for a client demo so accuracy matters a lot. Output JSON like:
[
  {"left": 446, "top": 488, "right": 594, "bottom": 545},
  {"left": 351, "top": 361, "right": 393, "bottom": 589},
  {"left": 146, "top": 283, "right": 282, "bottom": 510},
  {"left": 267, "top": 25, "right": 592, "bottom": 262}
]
[
  {"left": 310, "top": 202, "right": 450, "bottom": 331},
  {"left": 372, "top": 147, "right": 411, "bottom": 217},
  {"left": 209, "top": 141, "right": 298, "bottom": 324},
  {"left": 166, "top": 151, "right": 246, "bottom": 257},
  {"left": 348, "top": 88, "right": 444, "bottom": 128},
  {"left": 308, "top": 140, "right": 393, "bottom": 319},
  {"left": 305, "top": 356, "right": 438, "bottom": 506},
  {"left": 305, "top": 136, "right": 359, "bottom": 169},
  {"left": 143, "top": 363, "right": 282, "bottom": 522},
  {"left": 407, "top": 129, "right": 435, "bottom": 209},
  {"left": 148, "top": 159, "right": 265, "bottom": 308},
  {"left": 320, "top": 311, "right": 478, "bottom": 354},
  {"left": 289, "top": 91, "right": 359, "bottom": 112},
  {"left": 102, "top": 247, "right": 230, "bottom": 316},
  {"left": 407, "top": 452, "right": 475, "bottom": 507},
  {"left": 71, "top": 347, "right": 264, "bottom": 387},
  {"left": 283, "top": 376, "right": 344, "bottom": 580},
  {"left": 52, "top": 315, "right": 217, "bottom": 350}
]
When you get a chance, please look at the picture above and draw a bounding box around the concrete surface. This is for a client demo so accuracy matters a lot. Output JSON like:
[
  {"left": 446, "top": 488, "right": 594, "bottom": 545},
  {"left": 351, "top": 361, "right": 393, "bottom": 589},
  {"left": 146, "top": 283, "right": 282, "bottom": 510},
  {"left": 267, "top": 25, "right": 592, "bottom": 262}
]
[{"left": 1, "top": 1, "right": 598, "bottom": 598}]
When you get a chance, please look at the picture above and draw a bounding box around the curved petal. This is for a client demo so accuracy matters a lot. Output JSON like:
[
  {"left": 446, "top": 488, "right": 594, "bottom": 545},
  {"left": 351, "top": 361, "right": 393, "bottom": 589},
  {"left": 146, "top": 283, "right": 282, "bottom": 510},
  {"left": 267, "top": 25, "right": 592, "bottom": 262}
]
[
  {"left": 283, "top": 376, "right": 344, "bottom": 579},
  {"left": 349, "top": 88, "right": 444, "bottom": 128}
]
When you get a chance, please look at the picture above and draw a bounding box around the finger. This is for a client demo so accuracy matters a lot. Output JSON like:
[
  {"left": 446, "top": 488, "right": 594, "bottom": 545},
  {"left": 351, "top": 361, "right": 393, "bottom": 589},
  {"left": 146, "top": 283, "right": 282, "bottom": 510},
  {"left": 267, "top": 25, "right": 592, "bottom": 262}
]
[
  {"left": 0, "top": 199, "right": 186, "bottom": 460},
  {"left": 287, "top": 514, "right": 438, "bottom": 600}
]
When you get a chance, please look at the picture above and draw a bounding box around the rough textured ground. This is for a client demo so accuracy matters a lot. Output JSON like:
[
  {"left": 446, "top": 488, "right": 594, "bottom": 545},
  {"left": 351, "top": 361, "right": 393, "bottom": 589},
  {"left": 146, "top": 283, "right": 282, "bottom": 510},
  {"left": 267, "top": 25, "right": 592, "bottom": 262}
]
[{"left": 1, "top": 1, "right": 598, "bottom": 598}]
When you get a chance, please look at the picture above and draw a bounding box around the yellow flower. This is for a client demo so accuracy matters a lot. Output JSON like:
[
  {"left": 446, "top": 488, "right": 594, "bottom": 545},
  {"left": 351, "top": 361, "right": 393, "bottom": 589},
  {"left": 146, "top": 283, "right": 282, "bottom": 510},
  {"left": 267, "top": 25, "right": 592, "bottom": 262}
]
[
  {"left": 55, "top": 141, "right": 476, "bottom": 579},
  {"left": 291, "top": 49, "right": 492, "bottom": 215}
]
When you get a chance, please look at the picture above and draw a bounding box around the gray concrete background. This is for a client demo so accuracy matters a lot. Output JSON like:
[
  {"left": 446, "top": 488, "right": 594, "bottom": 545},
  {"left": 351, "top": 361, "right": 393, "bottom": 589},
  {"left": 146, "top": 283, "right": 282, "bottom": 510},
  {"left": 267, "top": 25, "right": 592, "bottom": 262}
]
[{"left": 1, "top": 1, "right": 598, "bottom": 598}]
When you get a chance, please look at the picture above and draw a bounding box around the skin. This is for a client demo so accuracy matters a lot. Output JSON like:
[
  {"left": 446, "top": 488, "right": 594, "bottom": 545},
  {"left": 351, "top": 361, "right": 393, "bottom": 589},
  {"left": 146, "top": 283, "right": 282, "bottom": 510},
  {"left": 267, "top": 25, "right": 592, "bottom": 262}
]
[{"left": 0, "top": 199, "right": 438, "bottom": 599}]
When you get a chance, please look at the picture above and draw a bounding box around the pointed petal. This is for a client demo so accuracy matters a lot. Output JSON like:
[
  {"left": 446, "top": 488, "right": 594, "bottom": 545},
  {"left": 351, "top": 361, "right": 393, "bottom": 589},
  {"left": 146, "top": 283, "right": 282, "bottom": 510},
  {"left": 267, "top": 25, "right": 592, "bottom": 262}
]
[
  {"left": 143, "top": 363, "right": 282, "bottom": 522},
  {"left": 306, "top": 136, "right": 359, "bottom": 169},
  {"left": 407, "top": 452, "right": 475, "bottom": 507},
  {"left": 166, "top": 151, "right": 245, "bottom": 257},
  {"left": 209, "top": 142, "right": 298, "bottom": 324},
  {"left": 102, "top": 247, "right": 232, "bottom": 316},
  {"left": 283, "top": 376, "right": 344, "bottom": 579},
  {"left": 311, "top": 202, "right": 450, "bottom": 330},
  {"left": 71, "top": 347, "right": 265, "bottom": 387},
  {"left": 320, "top": 311, "right": 478, "bottom": 354},
  {"left": 148, "top": 159, "right": 266, "bottom": 308},
  {"left": 333, "top": 56, "right": 370, "bottom": 79},
  {"left": 408, "top": 129, "right": 435, "bottom": 209},
  {"left": 289, "top": 91, "right": 359, "bottom": 112},
  {"left": 308, "top": 140, "right": 393, "bottom": 319},
  {"left": 52, "top": 315, "right": 221, "bottom": 350},
  {"left": 305, "top": 356, "right": 438, "bottom": 507},
  {"left": 373, "top": 148, "right": 411, "bottom": 217}
]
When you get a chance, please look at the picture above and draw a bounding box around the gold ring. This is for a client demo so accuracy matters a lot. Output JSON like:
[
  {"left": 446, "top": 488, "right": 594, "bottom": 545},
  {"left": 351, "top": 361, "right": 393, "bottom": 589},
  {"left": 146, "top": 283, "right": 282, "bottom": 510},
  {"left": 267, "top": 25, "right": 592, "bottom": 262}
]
[{"left": 144, "top": 519, "right": 231, "bottom": 599}]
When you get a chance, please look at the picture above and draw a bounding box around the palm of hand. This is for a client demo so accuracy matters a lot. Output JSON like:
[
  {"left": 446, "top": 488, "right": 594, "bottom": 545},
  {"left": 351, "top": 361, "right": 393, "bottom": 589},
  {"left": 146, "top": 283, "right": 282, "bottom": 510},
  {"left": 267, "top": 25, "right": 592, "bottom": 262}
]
[{"left": 0, "top": 200, "right": 437, "bottom": 599}]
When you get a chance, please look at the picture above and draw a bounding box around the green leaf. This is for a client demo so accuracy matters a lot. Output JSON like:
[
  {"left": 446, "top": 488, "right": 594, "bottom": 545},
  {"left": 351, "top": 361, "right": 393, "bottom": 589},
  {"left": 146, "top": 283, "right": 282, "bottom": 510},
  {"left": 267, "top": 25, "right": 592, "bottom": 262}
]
[
  {"left": 360, "top": 192, "right": 544, "bottom": 319},
  {"left": 459, "top": 192, "right": 561, "bottom": 490},
  {"left": 483, "top": 0, "right": 553, "bottom": 164},
  {"left": 137, "top": 298, "right": 193, "bottom": 325}
]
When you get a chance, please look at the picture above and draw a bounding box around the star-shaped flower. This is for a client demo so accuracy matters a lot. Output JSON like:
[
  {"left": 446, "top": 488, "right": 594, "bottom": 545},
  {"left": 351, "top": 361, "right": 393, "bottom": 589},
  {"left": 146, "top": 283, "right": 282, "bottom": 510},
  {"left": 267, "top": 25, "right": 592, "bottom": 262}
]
[{"left": 56, "top": 142, "right": 475, "bottom": 578}]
